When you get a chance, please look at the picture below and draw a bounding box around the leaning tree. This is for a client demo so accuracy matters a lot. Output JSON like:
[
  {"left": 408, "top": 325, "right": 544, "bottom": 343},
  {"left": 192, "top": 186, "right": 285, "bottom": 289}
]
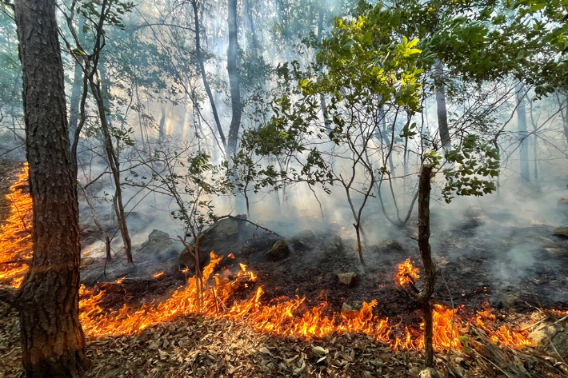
[{"left": 0, "top": 0, "right": 87, "bottom": 376}]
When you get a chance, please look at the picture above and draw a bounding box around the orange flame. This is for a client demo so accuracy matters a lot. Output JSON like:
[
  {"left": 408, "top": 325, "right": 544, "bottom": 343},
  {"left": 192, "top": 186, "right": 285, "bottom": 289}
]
[
  {"left": 0, "top": 166, "right": 536, "bottom": 353},
  {"left": 0, "top": 164, "right": 32, "bottom": 288},
  {"left": 396, "top": 258, "right": 420, "bottom": 286}
]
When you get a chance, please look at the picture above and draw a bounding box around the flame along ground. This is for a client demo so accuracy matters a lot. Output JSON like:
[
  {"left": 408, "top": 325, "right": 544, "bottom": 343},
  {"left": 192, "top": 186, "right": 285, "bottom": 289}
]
[
  {"left": 1, "top": 165, "right": 537, "bottom": 351},
  {"left": 0, "top": 164, "right": 31, "bottom": 288}
]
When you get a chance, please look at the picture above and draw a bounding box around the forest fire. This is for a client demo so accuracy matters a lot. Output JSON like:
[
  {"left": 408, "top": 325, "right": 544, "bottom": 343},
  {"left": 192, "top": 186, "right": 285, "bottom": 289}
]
[
  {"left": 0, "top": 166, "right": 536, "bottom": 354},
  {"left": 75, "top": 255, "right": 532, "bottom": 351},
  {"left": 0, "top": 164, "right": 31, "bottom": 288},
  {"left": 396, "top": 258, "right": 420, "bottom": 286}
]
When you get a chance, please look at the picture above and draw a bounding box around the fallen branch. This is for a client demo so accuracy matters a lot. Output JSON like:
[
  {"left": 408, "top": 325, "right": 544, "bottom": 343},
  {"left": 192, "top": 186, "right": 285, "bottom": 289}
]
[{"left": 215, "top": 215, "right": 283, "bottom": 239}]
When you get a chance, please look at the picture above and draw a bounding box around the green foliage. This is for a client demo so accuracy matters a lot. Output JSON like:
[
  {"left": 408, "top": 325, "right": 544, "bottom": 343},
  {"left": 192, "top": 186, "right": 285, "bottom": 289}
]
[{"left": 442, "top": 135, "right": 500, "bottom": 203}]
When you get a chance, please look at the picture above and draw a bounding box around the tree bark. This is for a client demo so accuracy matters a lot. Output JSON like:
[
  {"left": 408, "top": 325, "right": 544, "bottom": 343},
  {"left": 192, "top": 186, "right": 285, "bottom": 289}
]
[
  {"left": 416, "top": 164, "right": 436, "bottom": 368},
  {"left": 516, "top": 83, "right": 530, "bottom": 182},
  {"left": 227, "top": 0, "right": 242, "bottom": 156},
  {"left": 191, "top": 0, "right": 226, "bottom": 150},
  {"left": 13, "top": 0, "right": 87, "bottom": 375},
  {"left": 435, "top": 61, "right": 451, "bottom": 151},
  {"left": 245, "top": 0, "right": 259, "bottom": 57},
  {"left": 68, "top": 16, "right": 85, "bottom": 142}
]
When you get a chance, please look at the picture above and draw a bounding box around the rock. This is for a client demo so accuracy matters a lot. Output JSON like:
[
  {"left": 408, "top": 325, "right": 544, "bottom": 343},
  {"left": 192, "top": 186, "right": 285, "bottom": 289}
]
[
  {"left": 532, "top": 236, "right": 558, "bottom": 248},
  {"left": 321, "top": 235, "right": 345, "bottom": 255},
  {"left": 418, "top": 368, "right": 440, "bottom": 378},
  {"left": 377, "top": 239, "right": 406, "bottom": 253},
  {"left": 341, "top": 303, "right": 362, "bottom": 319},
  {"left": 290, "top": 229, "right": 316, "bottom": 250},
  {"left": 529, "top": 323, "right": 568, "bottom": 360},
  {"left": 337, "top": 272, "right": 359, "bottom": 287},
  {"left": 265, "top": 239, "right": 290, "bottom": 261},
  {"left": 148, "top": 229, "right": 171, "bottom": 244},
  {"left": 179, "top": 216, "right": 247, "bottom": 269},
  {"left": 553, "top": 227, "right": 568, "bottom": 238},
  {"left": 490, "top": 288, "right": 521, "bottom": 310},
  {"left": 544, "top": 248, "right": 568, "bottom": 258},
  {"left": 558, "top": 196, "right": 568, "bottom": 207},
  {"left": 139, "top": 229, "right": 178, "bottom": 262}
]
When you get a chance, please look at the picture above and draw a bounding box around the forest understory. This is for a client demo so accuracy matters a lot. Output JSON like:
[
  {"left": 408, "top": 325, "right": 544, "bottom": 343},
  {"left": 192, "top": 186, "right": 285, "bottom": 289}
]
[{"left": 2, "top": 160, "right": 568, "bottom": 378}]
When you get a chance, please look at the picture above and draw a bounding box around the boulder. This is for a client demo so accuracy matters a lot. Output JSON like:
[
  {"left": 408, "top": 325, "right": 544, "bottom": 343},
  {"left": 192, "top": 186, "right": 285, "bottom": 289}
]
[
  {"left": 321, "top": 235, "right": 344, "bottom": 255},
  {"left": 377, "top": 239, "right": 406, "bottom": 253},
  {"left": 148, "top": 229, "right": 171, "bottom": 244},
  {"left": 553, "top": 227, "right": 568, "bottom": 238},
  {"left": 138, "top": 229, "right": 179, "bottom": 262},
  {"left": 558, "top": 196, "right": 568, "bottom": 207},
  {"left": 544, "top": 248, "right": 568, "bottom": 258},
  {"left": 290, "top": 229, "right": 317, "bottom": 250},
  {"left": 265, "top": 239, "right": 290, "bottom": 261},
  {"left": 532, "top": 236, "right": 558, "bottom": 248},
  {"left": 178, "top": 216, "right": 247, "bottom": 269},
  {"left": 529, "top": 323, "right": 568, "bottom": 360},
  {"left": 337, "top": 272, "right": 359, "bottom": 287}
]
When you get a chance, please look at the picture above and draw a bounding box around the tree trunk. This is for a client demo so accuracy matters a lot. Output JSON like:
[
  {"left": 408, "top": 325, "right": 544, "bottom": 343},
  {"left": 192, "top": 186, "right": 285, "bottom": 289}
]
[
  {"left": 317, "top": 9, "right": 331, "bottom": 133},
  {"left": 90, "top": 77, "right": 133, "bottom": 263},
  {"left": 192, "top": 0, "right": 226, "bottom": 150},
  {"left": 68, "top": 16, "right": 85, "bottom": 142},
  {"left": 516, "top": 83, "right": 530, "bottom": 182},
  {"left": 13, "top": 0, "right": 87, "bottom": 375},
  {"left": 227, "top": 0, "right": 242, "bottom": 156},
  {"left": 416, "top": 164, "right": 436, "bottom": 368},
  {"left": 245, "top": 0, "right": 259, "bottom": 57},
  {"left": 435, "top": 61, "right": 451, "bottom": 151}
]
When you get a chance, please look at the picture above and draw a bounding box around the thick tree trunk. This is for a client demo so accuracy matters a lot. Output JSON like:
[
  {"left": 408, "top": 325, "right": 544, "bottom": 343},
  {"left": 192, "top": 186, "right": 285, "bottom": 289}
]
[
  {"left": 516, "top": 83, "right": 530, "bottom": 182},
  {"left": 416, "top": 164, "right": 436, "bottom": 368},
  {"left": 435, "top": 61, "right": 451, "bottom": 151},
  {"left": 227, "top": 0, "right": 242, "bottom": 156},
  {"left": 13, "top": 0, "right": 87, "bottom": 376}
]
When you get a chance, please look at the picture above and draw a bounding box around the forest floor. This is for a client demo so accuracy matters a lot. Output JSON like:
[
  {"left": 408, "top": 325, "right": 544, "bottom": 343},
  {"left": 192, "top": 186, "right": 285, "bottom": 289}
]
[
  {"left": 1, "top": 161, "right": 568, "bottom": 378},
  {"left": 1, "top": 299, "right": 567, "bottom": 378}
]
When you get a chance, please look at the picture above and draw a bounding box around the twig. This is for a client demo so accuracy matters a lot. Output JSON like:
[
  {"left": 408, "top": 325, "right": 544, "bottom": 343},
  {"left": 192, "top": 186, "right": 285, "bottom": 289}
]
[
  {"left": 472, "top": 349, "right": 516, "bottom": 378},
  {"left": 440, "top": 270, "right": 457, "bottom": 375}
]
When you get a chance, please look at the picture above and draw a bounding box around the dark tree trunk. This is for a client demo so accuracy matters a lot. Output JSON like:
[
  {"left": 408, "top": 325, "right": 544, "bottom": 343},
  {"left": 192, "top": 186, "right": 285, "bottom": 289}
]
[
  {"left": 435, "top": 61, "right": 451, "bottom": 151},
  {"left": 227, "top": 0, "right": 242, "bottom": 156},
  {"left": 416, "top": 164, "right": 436, "bottom": 368},
  {"left": 13, "top": 0, "right": 87, "bottom": 376}
]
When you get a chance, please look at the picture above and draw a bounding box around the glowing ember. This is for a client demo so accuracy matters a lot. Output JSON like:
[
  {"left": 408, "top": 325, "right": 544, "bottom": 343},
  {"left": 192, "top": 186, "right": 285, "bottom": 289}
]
[
  {"left": 153, "top": 271, "right": 164, "bottom": 279},
  {"left": 396, "top": 258, "right": 420, "bottom": 286}
]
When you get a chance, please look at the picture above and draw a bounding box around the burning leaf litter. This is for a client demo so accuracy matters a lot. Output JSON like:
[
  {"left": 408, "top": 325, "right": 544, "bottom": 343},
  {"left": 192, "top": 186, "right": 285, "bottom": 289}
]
[{"left": 2, "top": 164, "right": 568, "bottom": 377}]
